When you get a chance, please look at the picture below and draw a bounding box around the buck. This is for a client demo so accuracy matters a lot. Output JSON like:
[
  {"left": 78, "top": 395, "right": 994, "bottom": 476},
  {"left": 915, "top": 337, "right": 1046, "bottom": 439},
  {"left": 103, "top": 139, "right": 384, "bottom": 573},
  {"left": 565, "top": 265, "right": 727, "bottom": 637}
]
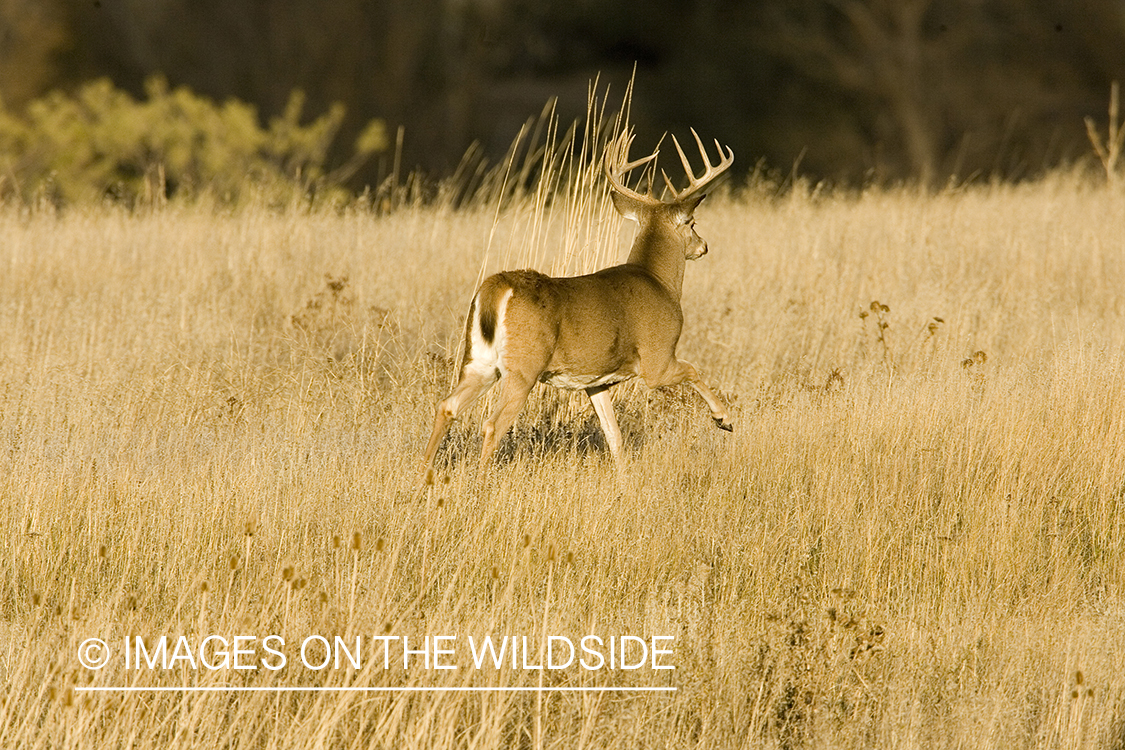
[{"left": 419, "top": 130, "right": 734, "bottom": 486}]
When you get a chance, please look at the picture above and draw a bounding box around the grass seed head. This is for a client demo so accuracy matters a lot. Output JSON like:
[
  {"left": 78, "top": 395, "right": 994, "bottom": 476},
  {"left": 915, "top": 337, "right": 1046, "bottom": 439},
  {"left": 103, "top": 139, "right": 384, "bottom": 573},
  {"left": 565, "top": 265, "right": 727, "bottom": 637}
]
[{"left": 825, "top": 368, "right": 844, "bottom": 391}]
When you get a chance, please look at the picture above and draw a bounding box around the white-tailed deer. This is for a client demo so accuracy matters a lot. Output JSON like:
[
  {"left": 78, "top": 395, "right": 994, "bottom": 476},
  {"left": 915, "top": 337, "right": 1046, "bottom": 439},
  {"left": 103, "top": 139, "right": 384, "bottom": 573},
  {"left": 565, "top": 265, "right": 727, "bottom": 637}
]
[{"left": 420, "top": 130, "right": 733, "bottom": 486}]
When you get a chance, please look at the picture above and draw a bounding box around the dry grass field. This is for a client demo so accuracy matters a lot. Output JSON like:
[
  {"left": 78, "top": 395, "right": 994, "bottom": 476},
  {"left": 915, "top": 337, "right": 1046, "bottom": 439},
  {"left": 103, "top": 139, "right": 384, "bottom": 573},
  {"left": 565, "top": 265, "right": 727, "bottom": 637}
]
[{"left": 1, "top": 169, "right": 1124, "bottom": 748}]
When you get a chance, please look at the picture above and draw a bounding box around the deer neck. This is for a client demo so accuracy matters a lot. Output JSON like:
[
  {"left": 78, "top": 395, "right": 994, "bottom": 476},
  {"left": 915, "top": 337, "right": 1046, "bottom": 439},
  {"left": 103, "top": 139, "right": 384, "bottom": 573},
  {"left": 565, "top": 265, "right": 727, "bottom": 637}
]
[{"left": 625, "top": 225, "right": 686, "bottom": 300}]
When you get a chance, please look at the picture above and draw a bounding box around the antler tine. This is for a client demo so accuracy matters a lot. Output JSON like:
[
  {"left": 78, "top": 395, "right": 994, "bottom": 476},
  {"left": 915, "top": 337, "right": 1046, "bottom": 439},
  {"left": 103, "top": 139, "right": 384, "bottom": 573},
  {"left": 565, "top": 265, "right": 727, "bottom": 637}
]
[
  {"left": 604, "top": 133, "right": 660, "bottom": 203},
  {"left": 661, "top": 169, "right": 676, "bottom": 198},
  {"left": 671, "top": 130, "right": 707, "bottom": 179},
  {"left": 666, "top": 128, "right": 734, "bottom": 202}
]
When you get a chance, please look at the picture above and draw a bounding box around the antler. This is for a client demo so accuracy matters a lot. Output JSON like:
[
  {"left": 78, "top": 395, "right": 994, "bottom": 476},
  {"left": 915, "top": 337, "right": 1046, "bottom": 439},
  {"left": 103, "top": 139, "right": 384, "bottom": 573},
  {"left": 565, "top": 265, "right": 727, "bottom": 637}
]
[
  {"left": 604, "top": 133, "right": 661, "bottom": 204},
  {"left": 662, "top": 128, "right": 734, "bottom": 202}
]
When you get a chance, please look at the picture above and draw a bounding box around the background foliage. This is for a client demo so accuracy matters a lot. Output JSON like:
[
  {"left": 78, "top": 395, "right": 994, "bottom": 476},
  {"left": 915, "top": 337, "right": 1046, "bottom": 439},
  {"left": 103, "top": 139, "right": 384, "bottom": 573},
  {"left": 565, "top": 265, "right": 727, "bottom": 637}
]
[
  {"left": 0, "top": 76, "right": 386, "bottom": 205},
  {"left": 1, "top": 0, "right": 1123, "bottom": 188}
]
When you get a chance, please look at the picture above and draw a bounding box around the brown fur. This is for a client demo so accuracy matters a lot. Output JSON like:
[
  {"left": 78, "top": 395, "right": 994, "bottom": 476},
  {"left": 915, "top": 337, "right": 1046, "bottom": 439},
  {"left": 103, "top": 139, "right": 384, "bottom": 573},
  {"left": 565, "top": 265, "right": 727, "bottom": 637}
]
[{"left": 457, "top": 295, "right": 477, "bottom": 372}]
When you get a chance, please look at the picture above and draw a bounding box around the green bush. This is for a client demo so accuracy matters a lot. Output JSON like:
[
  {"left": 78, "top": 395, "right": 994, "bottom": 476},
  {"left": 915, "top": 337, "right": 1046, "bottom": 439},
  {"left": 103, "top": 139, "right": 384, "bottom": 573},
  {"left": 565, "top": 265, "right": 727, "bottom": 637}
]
[{"left": 0, "top": 76, "right": 387, "bottom": 205}]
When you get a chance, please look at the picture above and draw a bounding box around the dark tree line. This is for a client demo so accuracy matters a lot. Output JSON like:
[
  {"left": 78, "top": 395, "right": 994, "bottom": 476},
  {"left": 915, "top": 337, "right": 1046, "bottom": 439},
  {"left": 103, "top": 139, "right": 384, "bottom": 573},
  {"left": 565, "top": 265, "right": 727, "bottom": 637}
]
[{"left": 2, "top": 0, "right": 1124, "bottom": 186}]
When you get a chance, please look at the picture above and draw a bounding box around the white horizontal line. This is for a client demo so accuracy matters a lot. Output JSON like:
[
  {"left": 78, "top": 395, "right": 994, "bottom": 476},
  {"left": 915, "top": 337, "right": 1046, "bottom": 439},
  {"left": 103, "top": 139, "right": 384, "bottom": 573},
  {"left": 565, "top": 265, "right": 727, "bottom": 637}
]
[{"left": 76, "top": 686, "right": 676, "bottom": 693}]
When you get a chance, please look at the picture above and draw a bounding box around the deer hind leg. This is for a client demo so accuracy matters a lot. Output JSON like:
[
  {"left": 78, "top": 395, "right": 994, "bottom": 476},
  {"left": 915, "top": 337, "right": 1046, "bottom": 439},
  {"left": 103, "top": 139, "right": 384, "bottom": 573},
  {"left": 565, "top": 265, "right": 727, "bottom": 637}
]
[
  {"left": 646, "top": 358, "right": 734, "bottom": 432},
  {"left": 479, "top": 371, "right": 536, "bottom": 472},
  {"left": 419, "top": 366, "right": 498, "bottom": 489},
  {"left": 586, "top": 385, "right": 626, "bottom": 476}
]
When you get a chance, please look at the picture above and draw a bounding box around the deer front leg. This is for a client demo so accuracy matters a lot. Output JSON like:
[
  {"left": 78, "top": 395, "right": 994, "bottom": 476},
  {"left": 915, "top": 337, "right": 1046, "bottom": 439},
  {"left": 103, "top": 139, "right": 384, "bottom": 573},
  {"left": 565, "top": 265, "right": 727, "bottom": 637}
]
[
  {"left": 646, "top": 359, "right": 733, "bottom": 432},
  {"left": 586, "top": 385, "right": 625, "bottom": 475}
]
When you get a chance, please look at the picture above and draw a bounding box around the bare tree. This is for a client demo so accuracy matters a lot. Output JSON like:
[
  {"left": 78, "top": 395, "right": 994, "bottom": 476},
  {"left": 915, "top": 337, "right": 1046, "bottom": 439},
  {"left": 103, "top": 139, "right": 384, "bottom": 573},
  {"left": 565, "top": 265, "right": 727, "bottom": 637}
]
[{"left": 763, "top": 0, "right": 952, "bottom": 185}]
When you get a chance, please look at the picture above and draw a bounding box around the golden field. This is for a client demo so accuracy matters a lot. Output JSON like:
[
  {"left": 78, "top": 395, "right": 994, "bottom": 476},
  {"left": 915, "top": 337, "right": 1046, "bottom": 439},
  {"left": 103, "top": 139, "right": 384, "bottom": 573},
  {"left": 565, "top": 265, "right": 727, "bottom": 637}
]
[{"left": 1, "top": 173, "right": 1123, "bottom": 748}]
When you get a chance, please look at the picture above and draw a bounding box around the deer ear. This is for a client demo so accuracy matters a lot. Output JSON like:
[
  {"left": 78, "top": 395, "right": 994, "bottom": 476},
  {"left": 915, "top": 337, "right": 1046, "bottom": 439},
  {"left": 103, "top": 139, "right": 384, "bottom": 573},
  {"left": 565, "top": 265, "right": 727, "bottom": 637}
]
[
  {"left": 610, "top": 190, "right": 646, "bottom": 222},
  {"left": 674, "top": 193, "right": 706, "bottom": 223}
]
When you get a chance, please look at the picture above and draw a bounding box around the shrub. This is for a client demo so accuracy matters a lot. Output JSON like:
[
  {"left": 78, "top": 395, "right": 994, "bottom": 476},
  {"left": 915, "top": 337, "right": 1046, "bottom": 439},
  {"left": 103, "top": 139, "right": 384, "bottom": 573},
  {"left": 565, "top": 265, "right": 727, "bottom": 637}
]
[{"left": 0, "top": 76, "right": 387, "bottom": 205}]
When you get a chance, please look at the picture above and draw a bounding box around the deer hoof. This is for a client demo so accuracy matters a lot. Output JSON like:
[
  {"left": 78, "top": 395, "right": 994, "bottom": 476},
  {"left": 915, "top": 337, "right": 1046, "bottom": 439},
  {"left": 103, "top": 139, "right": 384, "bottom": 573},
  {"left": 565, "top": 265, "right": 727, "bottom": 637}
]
[{"left": 714, "top": 416, "right": 734, "bottom": 433}]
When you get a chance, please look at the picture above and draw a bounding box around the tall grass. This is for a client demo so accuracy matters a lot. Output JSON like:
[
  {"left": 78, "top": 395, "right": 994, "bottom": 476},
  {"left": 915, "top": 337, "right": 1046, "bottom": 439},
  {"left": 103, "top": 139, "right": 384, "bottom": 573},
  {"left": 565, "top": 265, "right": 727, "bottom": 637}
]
[{"left": 1, "top": 164, "right": 1124, "bottom": 748}]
